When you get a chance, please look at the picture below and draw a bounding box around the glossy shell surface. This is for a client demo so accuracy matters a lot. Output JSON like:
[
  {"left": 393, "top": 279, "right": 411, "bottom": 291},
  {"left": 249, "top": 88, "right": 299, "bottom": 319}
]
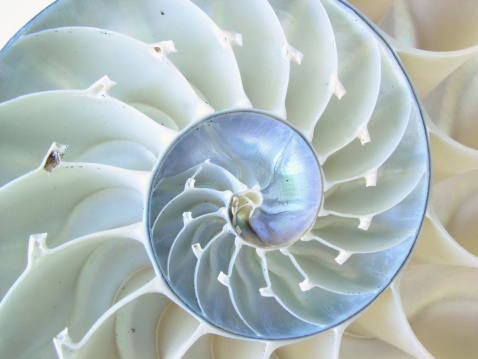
[{"left": 1, "top": 0, "right": 478, "bottom": 358}]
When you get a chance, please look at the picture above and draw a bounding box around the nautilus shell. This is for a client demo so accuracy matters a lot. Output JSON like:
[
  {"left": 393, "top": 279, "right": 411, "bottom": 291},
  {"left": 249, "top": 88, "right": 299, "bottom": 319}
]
[{"left": 0, "top": 0, "right": 477, "bottom": 358}]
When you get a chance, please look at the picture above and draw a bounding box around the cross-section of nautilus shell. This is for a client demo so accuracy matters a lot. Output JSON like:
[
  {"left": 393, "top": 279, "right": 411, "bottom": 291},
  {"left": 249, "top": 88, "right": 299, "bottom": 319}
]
[{"left": 0, "top": 0, "right": 477, "bottom": 358}]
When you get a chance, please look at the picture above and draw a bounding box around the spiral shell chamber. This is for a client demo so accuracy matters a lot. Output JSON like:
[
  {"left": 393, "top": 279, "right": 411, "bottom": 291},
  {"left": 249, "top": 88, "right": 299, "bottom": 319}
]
[{"left": 0, "top": 0, "right": 432, "bottom": 349}]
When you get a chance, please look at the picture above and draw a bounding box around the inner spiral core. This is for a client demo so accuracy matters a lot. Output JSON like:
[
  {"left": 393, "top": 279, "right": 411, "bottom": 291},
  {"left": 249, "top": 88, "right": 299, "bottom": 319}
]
[
  {"left": 147, "top": 110, "right": 326, "bottom": 337},
  {"left": 150, "top": 110, "right": 323, "bottom": 250}
]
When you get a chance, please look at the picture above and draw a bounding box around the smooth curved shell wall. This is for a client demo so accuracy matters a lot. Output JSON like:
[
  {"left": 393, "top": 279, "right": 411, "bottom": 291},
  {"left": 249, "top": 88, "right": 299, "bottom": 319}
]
[{"left": 2, "top": 0, "right": 477, "bottom": 358}]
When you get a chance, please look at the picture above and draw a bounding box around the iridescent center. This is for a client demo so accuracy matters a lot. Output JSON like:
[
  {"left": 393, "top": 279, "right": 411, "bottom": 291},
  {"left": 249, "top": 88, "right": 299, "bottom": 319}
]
[{"left": 151, "top": 110, "right": 323, "bottom": 249}]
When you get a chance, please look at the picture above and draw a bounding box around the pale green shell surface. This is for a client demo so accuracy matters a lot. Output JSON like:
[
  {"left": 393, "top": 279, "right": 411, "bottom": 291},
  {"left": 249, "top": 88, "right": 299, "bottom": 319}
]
[{"left": 1, "top": 0, "right": 477, "bottom": 358}]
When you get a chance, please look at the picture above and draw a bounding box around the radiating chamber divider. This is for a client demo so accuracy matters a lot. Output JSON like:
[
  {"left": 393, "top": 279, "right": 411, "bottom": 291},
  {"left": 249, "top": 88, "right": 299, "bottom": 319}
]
[{"left": 1, "top": 0, "right": 477, "bottom": 358}]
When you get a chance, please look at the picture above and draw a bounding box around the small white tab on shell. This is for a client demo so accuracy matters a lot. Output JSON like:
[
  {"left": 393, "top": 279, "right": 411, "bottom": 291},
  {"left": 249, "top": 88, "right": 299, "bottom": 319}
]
[
  {"left": 358, "top": 215, "right": 373, "bottom": 230},
  {"left": 151, "top": 40, "right": 177, "bottom": 56},
  {"left": 222, "top": 31, "right": 243, "bottom": 47},
  {"left": 279, "top": 247, "right": 290, "bottom": 256},
  {"left": 184, "top": 177, "right": 196, "bottom": 191},
  {"left": 55, "top": 327, "right": 71, "bottom": 344},
  {"left": 299, "top": 233, "right": 314, "bottom": 242},
  {"left": 53, "top": 327, "right": 74, "bottom": 357},
  {"left": 234, "top": 236, "right": 244, "bottom": 249},
  {"left": 182, "top": 211, "right": 193, "bottom": 225},
  {"left": 259, "top": 286, "right": 274, "bottom": 297},
  {"left": 27, "top": 233, "right": 48, "bottom": 266},
  {"left": 282, "top": 248, "right": 316, "bottom": 292},
  {"left": 299, "top": 278, "right": 315, "bottom": 291},
  {"left": 184, "top": 165, "right": 203, "bottom": 192},
  {"left": 335, "top": 250, "right": 352, "bottom": 265},
  {"left": 357, "top": 127, "right": 371, "bottom": 145},
  {"left": 191, "top": 243, "right": 203, "bottom": 259},
  {"left": 364, "top": 169, "right": 378, "bottom": 187},
  {"left": 86, "top": 75, "right": 117, "bottom": 97},
  {"left": 217, "top": 271, "right": 230, "bottom": 287},
  {"left": 283, "top": 44, "right": 303, "bottom": 65},
  {"left": 330, "top": 73, "right": 346, "bottom": 99}
]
